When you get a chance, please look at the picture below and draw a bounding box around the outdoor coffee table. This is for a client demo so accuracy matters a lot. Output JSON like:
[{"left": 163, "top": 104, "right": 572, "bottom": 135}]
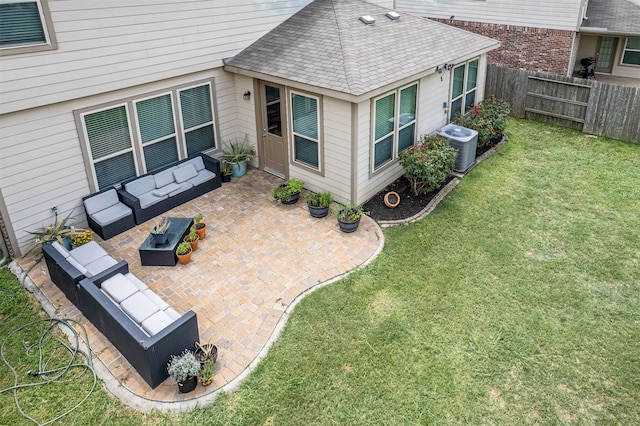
[{"left": 139, "top": 217, "right": 193, "bottom": 266}]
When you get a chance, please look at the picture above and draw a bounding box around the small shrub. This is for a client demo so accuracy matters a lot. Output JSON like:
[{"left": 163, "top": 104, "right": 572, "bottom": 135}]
[
  {"left": 167, "top": 350, "right": 200, "bottom": 382},
  {"left": 332, "top": 203, "right": 365, "bottom": 222},
  {"left": 176, "top": 241, "right": 192, "bottom": 255},
  {"left": 306, "top": 191, "right": 334, "bottom": 207},
  {"left": 453, "top": 96, "right": 511, "bottom": 149},
  {"left": 398, "top": 134, "right": 457, "bottom": 196}
]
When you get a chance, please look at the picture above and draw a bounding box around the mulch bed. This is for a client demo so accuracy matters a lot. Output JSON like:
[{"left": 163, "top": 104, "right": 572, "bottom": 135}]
[{"left": 363, "top": 136, "right": 503, "bottom": 222}]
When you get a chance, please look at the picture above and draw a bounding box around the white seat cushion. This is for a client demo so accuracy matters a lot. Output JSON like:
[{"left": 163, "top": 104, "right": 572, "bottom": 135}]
[
  {"left": 179, "top": 156, "right": 205, "bottom": 171},
  {"left": 152, "top": 182, "right": 181, "bottom": 197},
  {"left": 173, "top": 164, "right": 198, "bottom": 183},
  {"left": 168, "top": 181, "right": 193, "bottom": 197},
  {"left": 102, "top": 273, "right": 139, "bottom": 303},
  {"left": 141, "top": 289, "right": 169, "bottom": 311},
  {"left": 153, "top": 166, "right": 178, "bottom": 188},
  {"left": 51, "top": 241, "right": 70, "bottom": 258},
  {"left": 84, "top": 256, "right": 118, "bottom": 277},
  {"left": 69, "top": 241, "right": 109, "bottom": 266},
  {"left": 91, "top": 202, "right": 132, "bottom": 226},
  {"left": 125, "top": 176, "right": 156, "bottom": 197},
  {"left": 138, "top": 192, "right": 168, "bottom": 209},
  {"left": 124, "top": 273, "right": 148, "bottom": 291},
  {"left": 164, "top": 307, "right": 181, "bottom": 320},
  {"left": 141, "top": 310, "right": 174, "bottom": 336},
  {"left": 187, "top": 169, "right": 216, "bottom": 186},
  {"left": 84, "top": 189, "right": 119, "bottom": 215},
  {"left": 66, "top": 256, "right": 88, "bottom": 276},
  {"left": 120, "top": 292, "right": 160, "bottom": 325}
]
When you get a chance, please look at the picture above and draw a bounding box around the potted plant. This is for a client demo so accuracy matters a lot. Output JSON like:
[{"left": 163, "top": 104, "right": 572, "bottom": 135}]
[
  {"left": 167, "top": 350, "right": 201, "bottom": 393},
  {"left": 183, "top": 226, "right": 199, "bottom": 251},
  {"left": 198, "top": 360, "right": 215, "bottom": 387},
  {"left": 273, "top": 178, "right": 305, "bottom": 204},
  {"left": 305, "top": 191, "right": 333, "bottom": 218},
  {"left": 26, "top": 209, "right": 87, "bottom": 255},
  {"left": 333, "top": 203, "right": 366, "bottom": 233},
  {"left": 194, "top": 341, "right": 218, "bottom": 365},
  {"left": 221, "top": 161, "right": 233, "bottom": 183},
  {"left": 70, "top": 229, "right": 93, "bottom": 248},
  {"left": 150, "top": 218, "right": 171, "bottom": 245},
  {"left": 220, "top": 135, "right": 255, "bottom": 177},
  {"left": 176, "top": 241, "right": 193, "bottom": 264},
  {"left": 193, "top": 213, "right": 206, "bottom": 240}
]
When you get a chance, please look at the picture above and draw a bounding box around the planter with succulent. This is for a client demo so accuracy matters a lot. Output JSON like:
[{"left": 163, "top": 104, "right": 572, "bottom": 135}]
[
  {"left": 333, "top": 203, "right": 366, "bottom": 233},
  {"left": 220, "top": 135, "right": 255, "bottom": 177},
  {"left": 305, "top": 191, "right": 334, "bottom": 218},
  {"left": 150, "top": 218, "right": 171, "bottom": 245},
  {"left": 193, "top": 213, "right": 206, "bottom": 240},
  {"left": 167, "top": 350, "right": 201, "bottom": 393},
  {"left": 26, "top": 209, "right": 88, "bottom": 255},
  {"left": 194, "top": 341, "right": 218, "bottom": 365},
  {"left": 183, "top": 226, "right": 199, "bottom": 251},
  {"left": 221, "top": 161, "right": 233, "bottom": 183},
  {"left": 176, "top": 241, "right": 193, "bottom": 264},
  {"left": 273, "top": 178, "right": 305, "bottom": 205},
  {"left": 198, "top": 360, "right": 215, "bottom": 387}
]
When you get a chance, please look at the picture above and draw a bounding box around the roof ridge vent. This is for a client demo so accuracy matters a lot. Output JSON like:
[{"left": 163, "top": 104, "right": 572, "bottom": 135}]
[
  {"left": 385, "top": 11, "right": 400, "bottom": 20},
  {"left": 359, "top": 15, "right": 376, "bottom": 25}
]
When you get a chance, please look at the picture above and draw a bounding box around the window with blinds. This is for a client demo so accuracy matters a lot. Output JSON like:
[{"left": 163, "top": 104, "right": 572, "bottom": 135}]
[
  {"left": 450, "top": 58, "right": 479, "bottom": 120},
  {"left": 79, "top": 81, "right": 218, "bottom": 191},
  {"left": 179, "top": 84, "right": 216, "bottom": 156},
  {"left": 83, "top": 105, "right": 137, "bottom": 190},
  {"left": 291, "top": 92, "right": 320, "bottom": 169},
  {"left": 622, "top": 37, "right": 640, "bottom": 66},
  {"left": 372, "top": 83, "right": 417, "bottom": 171},
  {"left": 135, "top": 94, "right": 179, "bottom": 173},
  {"left": 0, "top": 0, "right": 56, "bottom": 54}
]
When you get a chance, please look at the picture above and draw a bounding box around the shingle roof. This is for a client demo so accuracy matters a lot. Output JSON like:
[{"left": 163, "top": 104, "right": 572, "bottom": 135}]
[
  {"left": 225, "top": 0, "right": 499, "bottom": 96},
  {"left": 581, "top": 0, "right": 640, "bottom": 35}
]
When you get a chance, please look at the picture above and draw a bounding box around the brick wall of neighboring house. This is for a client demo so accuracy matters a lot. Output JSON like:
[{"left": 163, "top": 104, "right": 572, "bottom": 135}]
[{"left": 431, "top": 19, "right": 575, "bottom": 75}]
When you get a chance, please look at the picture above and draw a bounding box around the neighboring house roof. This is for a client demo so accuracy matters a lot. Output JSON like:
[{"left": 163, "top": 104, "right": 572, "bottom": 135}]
[
  {"left": 224, "top": 0, "right": 499, "bottom": 97},
  {"left": 581, "top": 0, "right": 640, "bottom": 35}
]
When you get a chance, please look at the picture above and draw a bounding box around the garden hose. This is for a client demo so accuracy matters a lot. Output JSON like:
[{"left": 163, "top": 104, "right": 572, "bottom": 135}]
[{"left": 0, "top": 318, "right": 106, "bottom": 426}]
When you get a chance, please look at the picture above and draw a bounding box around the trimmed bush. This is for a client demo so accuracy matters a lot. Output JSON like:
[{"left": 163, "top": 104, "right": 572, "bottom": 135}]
[
  {"left": 453, "top": 96, "right": 510, "bottom": 149},
  {"left": 399, "top": 134, "right": 457, "bottom": 196}
]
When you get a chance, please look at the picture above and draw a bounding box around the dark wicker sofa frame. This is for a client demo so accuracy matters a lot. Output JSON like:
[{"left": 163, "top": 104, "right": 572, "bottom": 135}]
[
  {"left": 118, "top": 153, "right": 221, "bottom": 225},
  {"left": 78, "top": 263, "right": 200, "bottom": 389},
  {"left": 41, "top": 243, "right": 127, "bottom": 307},
  {"left": 82, "top": 188, "right": 136, "bottom": 240}
]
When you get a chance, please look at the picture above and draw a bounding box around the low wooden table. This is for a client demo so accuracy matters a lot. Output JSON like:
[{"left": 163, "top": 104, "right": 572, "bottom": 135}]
[{"left": 138, "top": 217, "right": 193, "bottom": 266}]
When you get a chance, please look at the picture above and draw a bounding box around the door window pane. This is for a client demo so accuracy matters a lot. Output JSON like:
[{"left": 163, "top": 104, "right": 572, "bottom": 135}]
[{"left": 266, "top": 85, "right": 282, "bottom": 137}]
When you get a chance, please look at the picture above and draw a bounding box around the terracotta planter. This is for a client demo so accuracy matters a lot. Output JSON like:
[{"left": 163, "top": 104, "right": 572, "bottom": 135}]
[
  {"left": 195, "top": 223, "right": 206, "bottom": 240},
  {"left": 177, "top": 250, "right": 192, "bottom": 264},
  {"left": 184, "top": 235, "right": 199, "bottom": 251}
]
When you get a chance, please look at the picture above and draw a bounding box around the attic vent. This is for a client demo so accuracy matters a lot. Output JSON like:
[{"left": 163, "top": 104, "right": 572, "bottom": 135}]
[
  {"left": 359, "top": 15, "right": 376, "bottom": 25},
  {"left": 385, "top": 11, "right": 400, "bottom": 20}
]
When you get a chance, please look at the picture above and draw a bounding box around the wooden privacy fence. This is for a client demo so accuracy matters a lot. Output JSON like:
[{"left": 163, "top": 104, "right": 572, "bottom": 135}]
[{"left": 484, "top": 65, "right": 640, "bottom": 143}]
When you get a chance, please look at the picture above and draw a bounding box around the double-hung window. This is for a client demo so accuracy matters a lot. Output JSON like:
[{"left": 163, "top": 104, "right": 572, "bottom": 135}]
[
  {"left": 450, "top": 58, "right": 479, "bottom": 120},
  {"left": 373, "top": 83, "right": 417, "bottom": 171},
  {"left": 621, "top": 37, "right": 640, "bottom": 66},
  {"left": 291, "top": 91, "right": 321, "bottom": 170},
  {"left": 0, "top": 0, "right": 57, "bottom": 55},
  {"left": 80, "top": 82, "right": 217, "bottom": 191}
]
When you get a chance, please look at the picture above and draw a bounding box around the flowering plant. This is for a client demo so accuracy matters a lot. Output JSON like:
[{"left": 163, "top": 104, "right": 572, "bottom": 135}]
[
  {"left": 453, "top": 96, "right": 510, "bottom": 148},
  {"left": 398, "top": 134, "right": 457, "bottom": 196},
  {"left": 151, "top": 218, "right": 171, "bottom": 234},
  {"left": 71, "top": 229, "right": 92, "bottom": 247}
]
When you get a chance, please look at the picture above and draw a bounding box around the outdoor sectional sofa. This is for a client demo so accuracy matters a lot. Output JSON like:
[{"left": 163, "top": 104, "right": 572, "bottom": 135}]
[
  {"left": 118, "top": 153, "right": 221, "bottom": 225},
  {"left": 78, "top": 263, "right": 199, "bottom": 388},
  {"left": 42, "top": 241, "right": 126, "bottom": 307}
]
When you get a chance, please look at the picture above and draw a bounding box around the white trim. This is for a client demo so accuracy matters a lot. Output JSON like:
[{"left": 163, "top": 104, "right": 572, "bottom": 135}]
[
  {"left": 371, "top": 82, "right": 419, "bottom": 173},
  {"left": 289, "top": 89, "right": 322, "bottom": 172}
]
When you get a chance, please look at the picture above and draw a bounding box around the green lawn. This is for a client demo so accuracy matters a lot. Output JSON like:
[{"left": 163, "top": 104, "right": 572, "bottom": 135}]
[{"left": 2, "top": 118, "right": 639, "bottom": 425}]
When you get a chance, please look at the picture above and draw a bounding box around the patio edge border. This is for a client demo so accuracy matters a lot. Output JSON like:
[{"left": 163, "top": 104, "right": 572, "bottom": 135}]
[{"left": 11, "top": 217, "right": 386, "bottom": 413}]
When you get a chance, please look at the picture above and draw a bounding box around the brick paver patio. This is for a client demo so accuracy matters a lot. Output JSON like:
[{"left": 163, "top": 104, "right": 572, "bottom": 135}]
[{"left": 14, "top": 169, "right": 383, "bottom": 411}]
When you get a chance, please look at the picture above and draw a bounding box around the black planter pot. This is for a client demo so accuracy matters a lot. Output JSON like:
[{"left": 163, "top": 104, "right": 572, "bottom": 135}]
[
  {"left": 221, "top": 174, "right": 231, "bottom": 183},
  {"left": 308, "top": 204, "right": 330, "bottom": 218},
  {"left": 281, "top": 191, "right": 300, "bottom": 205},
  {"left": 178, "top": 375, "right": 198, "bottom": 393},
  {"left": 151, "top": 233, "right": 168, "bottom": 245},
  {"left": 338, "top": 217, "right": 361, "bottom": 233}
]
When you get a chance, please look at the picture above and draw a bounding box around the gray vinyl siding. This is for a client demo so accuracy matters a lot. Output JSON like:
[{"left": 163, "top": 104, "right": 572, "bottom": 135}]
[
  {"left": 396, "top": 0, "right": 585, "bottom": 31},
  {"left": 0, "top": 68, "right": 236, "bottom": 255},
  {"left": 0, "top": 0, "right": 312, "bottom": 115}
]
